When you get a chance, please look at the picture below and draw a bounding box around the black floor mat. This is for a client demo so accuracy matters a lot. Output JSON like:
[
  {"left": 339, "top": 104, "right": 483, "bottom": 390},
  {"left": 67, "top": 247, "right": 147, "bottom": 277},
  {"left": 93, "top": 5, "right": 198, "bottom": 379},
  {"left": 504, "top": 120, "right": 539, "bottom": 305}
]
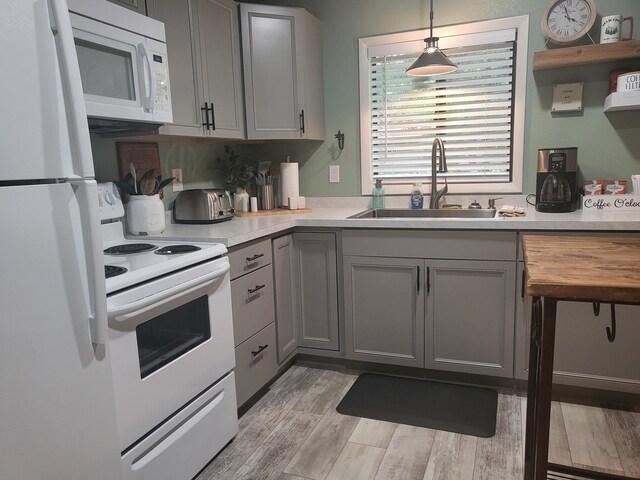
[{"left": 336, "top": 373, "right": 498, "bottom": 438}]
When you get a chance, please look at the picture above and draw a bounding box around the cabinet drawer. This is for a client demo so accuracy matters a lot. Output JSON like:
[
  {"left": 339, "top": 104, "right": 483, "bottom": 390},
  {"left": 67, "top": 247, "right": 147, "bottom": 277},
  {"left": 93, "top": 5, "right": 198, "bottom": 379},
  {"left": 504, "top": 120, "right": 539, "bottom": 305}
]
[
  {"left": 229, "top": 238, "right": 272, "bottom": 280},
  {"left": 234, "top": 322, "right": 278, "bottom": 407},
  {"left": 231, "top": 264, "right": 275, "bottom": 346}
]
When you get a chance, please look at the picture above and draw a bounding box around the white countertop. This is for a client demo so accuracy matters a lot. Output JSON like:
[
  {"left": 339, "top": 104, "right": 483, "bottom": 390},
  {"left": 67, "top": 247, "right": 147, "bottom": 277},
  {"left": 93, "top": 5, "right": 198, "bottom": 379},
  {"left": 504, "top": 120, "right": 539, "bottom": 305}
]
[{"left": 138, "top": 206, "right": 640, "bottom": 248}]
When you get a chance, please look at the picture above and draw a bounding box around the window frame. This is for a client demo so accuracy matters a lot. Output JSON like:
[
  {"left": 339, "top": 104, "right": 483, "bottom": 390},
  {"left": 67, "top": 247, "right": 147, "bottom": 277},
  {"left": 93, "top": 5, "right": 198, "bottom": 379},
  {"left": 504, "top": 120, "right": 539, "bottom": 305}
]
[{"left": 358, "top": 15, "right": 529, "bottom": 196}]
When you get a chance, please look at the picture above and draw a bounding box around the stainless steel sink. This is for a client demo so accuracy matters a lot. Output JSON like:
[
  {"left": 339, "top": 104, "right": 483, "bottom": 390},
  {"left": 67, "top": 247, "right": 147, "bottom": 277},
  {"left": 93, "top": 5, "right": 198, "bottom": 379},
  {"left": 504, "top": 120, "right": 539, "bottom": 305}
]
[{"left": 349, "top": 208, "right": 497, "bottom": 219}]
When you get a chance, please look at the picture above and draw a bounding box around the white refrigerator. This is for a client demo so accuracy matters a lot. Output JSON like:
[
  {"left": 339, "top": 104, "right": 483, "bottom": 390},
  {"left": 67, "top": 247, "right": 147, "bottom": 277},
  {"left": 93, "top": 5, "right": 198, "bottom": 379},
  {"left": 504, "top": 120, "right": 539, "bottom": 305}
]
[{"left": 0, "top": 1, "right": 122, "bottom": 479}]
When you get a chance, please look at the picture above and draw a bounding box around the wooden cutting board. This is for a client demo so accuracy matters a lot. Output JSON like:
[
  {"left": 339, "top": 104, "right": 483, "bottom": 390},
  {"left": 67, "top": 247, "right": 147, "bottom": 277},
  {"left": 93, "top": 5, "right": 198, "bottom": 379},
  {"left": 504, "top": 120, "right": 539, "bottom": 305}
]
[
  {"left": 522, "top": 235, "right": 640, "bottom": 304},
  {"left": 235, "top": 208, "right": 312, "bottom": 217}
]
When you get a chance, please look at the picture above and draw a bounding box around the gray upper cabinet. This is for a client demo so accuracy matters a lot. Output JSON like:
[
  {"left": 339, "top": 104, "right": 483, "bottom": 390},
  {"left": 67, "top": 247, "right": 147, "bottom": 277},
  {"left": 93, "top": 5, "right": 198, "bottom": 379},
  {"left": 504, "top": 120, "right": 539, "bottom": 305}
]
[
  {"left": 294, "top": 232, "right": 339, "bottom": 351},
  {"left": 272, "top": 234, "right": 298, "bottom": 363},
  {"left": 107, "top": 0, "right": 147, "bottom": 15},
  {"left": 240, "top": 4, "right": 325, "bottom": 140},
  {"left": 344, "top": 256, "right": 425, "bottom": 368},
  {"left": 425, "top": 259, "right": 516, "bottom": 378},
  {"left": 147, "top": 0, "right": 245, "bottom": 139},
  {"left": 515, "top": 262, "right": 640, "bottom": 394}
]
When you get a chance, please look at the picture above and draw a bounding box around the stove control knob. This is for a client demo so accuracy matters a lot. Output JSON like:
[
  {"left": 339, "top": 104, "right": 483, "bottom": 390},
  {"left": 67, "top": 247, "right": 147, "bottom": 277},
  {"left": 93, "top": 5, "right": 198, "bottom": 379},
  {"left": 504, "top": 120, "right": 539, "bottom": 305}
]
[{"left": 105, "top": 191, "right": 115, "bottom": 206}]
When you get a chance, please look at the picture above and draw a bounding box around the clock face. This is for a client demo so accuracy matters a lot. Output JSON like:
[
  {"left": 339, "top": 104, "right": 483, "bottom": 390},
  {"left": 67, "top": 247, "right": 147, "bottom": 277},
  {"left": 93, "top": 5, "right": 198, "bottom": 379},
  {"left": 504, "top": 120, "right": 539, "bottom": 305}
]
[{"left": 543, "top": 0, "right": 596, "bottom": 44}]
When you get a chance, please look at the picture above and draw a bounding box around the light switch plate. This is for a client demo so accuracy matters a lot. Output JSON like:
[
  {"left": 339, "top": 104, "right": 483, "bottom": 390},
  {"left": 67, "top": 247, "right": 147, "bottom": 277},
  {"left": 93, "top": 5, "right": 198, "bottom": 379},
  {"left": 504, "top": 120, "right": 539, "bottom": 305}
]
[
  {"left": 552, "top": 83, "right": 584, "bottom": 113},
  {"left": 172, "top": 168, "right": 183, "bottom": 191},
  {"left": 329, "top": 165, "right": 340, "bottom": 183}
]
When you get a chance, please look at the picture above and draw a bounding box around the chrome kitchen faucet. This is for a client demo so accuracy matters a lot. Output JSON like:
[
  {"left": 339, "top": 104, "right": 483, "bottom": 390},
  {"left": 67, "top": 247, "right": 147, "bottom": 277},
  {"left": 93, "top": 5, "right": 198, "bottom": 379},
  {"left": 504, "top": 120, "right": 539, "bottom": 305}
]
[{"left": 429, "top": 137, "right": 449, "bottom": 209}]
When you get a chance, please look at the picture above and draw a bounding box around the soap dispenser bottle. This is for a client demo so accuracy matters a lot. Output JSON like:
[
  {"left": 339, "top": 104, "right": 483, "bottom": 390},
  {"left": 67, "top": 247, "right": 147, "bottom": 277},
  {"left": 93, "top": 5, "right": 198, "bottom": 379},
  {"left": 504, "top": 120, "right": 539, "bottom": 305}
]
[
  {"left": 372, "top": 179, "right": 385, "bottom": 210},
  {"left": 410, "top": 183, "right": 424, "bottom": 209}
]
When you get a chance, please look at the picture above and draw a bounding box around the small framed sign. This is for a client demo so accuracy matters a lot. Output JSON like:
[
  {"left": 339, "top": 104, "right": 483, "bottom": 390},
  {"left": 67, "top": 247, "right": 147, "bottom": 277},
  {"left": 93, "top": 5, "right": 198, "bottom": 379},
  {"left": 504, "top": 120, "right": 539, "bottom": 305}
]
[
  {"left": 582, "top": 194, "right": 640, "bottom": 212},
  {"left": 552, "top": 83, "right": 584, "bottom": 113}
]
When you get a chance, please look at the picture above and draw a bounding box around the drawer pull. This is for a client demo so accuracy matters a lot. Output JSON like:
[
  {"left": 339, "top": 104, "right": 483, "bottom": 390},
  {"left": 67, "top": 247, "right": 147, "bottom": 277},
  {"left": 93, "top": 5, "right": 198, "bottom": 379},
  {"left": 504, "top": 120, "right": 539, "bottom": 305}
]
[
  {"left": 251, "top": 344, "right": 269, "bottom": 357},
  {"left": 248, "top": 284, "right": 266, "bottom": 295},
  {"left": 246, "top": 253, "right": 264, "bottom": 263}
]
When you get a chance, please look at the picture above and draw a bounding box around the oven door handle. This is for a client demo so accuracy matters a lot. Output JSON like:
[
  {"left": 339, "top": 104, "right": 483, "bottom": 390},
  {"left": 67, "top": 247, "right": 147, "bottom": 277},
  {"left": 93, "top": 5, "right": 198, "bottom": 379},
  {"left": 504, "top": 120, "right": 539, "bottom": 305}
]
[{"left": 107, "top": 262, "right": 230, "bottom": 320}]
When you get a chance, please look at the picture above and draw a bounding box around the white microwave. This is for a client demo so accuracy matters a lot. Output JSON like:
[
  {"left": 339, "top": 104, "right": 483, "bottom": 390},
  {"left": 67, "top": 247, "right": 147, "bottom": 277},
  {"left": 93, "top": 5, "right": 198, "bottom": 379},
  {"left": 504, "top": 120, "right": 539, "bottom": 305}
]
[{"left": 67, "top": 0, "right": 172, "bottom": 133}]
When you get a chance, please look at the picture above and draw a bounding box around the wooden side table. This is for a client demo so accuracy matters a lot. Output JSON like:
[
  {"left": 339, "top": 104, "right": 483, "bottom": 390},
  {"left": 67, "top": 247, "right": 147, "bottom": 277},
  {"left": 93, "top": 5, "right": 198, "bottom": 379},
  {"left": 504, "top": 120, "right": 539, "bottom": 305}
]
[{"left": 522, "top": 235, "right": 640, "bottom": 480}]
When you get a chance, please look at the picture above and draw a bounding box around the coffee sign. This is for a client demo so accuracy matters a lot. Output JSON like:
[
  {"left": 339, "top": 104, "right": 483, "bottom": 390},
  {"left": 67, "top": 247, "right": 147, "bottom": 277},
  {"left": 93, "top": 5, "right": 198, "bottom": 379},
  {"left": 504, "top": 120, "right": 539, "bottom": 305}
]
[{"left": 582, "top": 194, "right": 640, "bottom": 212}]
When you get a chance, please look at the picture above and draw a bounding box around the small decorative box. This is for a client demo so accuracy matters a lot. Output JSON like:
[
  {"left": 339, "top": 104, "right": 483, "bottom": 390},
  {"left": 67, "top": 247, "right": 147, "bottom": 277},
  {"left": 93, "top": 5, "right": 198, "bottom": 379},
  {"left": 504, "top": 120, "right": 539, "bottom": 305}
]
[{"left": 617, "top": 72, "right": 640, "bottom": 92}]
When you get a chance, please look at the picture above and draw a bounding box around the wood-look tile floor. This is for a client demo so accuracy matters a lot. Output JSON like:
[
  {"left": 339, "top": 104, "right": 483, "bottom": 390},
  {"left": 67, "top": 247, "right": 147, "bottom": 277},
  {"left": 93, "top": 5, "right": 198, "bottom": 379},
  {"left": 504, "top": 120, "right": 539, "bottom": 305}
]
[{"left": 197, "top": 365, "right": 640, "bottom": 480}]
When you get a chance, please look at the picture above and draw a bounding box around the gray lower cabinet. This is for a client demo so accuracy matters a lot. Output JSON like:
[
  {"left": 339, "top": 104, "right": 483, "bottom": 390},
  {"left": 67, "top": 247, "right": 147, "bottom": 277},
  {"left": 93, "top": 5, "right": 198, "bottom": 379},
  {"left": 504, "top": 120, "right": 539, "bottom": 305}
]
[
  {"left": 294, "top": 232, "right": 339, "bottom": 351},
  {"left": 107, "top": 0, "right": 146, "bottom": 14},
  {"left": 343, "top": 256, "right": 425, "bottom": 368},
  {"left": 272, "top": 234, "right": 298, "bottom": 363},
  {"left": 229, "top": 240, "right": 277, "bottom": 408},
  {"left": 515, "top": 262, "right": 640, "bottom": 394},
  {"left": 425, "top": 260, "right": 516, "bottom": 377},
  {"left": 342, "top": 230, "right": 518, "bottom": 375}
]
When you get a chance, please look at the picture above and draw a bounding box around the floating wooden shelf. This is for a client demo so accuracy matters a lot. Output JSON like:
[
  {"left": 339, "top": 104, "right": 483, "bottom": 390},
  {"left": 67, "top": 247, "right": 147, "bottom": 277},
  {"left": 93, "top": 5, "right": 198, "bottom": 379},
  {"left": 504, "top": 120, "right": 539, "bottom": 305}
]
[{"left": 533, "top": 40, "right": 640, "bottom": 71}]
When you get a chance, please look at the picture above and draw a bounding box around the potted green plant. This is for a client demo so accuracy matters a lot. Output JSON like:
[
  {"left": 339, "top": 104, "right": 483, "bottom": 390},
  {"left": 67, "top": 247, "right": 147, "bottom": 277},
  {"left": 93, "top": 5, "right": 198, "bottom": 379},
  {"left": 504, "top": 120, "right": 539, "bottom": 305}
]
[{"left": 216, "top": 145, "right": 254, "bottom": 211}]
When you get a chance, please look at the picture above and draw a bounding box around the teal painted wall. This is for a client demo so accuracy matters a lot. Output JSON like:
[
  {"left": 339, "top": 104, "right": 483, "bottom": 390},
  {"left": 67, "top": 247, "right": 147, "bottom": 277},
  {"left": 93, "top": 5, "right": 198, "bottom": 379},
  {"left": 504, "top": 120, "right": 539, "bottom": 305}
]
[
  {"left": 239, "top": 0, "right": 640, "bottom": 196},
  {"left": 92, "top": 0, "right": 640, "bottom": 202}
]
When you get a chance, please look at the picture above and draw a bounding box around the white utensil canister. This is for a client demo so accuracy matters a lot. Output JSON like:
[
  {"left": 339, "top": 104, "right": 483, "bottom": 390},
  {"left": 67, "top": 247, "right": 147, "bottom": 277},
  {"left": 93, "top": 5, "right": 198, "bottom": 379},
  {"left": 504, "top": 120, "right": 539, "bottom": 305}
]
[{"left": 125, "top": 194, "right": 166, "bottom": 235}]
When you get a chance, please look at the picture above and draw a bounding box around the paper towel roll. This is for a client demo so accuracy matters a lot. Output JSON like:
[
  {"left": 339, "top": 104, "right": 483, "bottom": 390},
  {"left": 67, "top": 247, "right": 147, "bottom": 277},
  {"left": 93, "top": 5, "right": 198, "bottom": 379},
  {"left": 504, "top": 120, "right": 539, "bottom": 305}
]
[{"left": 280, "top": 162, "right": 299, "bottom": 207}]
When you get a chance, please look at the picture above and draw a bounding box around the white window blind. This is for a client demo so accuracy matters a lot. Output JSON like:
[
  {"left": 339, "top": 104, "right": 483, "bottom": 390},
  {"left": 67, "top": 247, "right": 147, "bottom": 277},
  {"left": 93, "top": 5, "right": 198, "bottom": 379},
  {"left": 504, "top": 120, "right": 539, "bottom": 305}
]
[{"left": 369, "top": 31, "right": 517, "bottom": 186}]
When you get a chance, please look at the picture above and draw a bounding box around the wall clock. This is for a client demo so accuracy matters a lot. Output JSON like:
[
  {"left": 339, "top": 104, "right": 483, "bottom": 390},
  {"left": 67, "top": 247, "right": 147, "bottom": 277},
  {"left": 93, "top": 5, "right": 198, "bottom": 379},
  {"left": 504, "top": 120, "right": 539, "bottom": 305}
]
[{"left": 542, "top": 0, "right": 597, "bottom": 45}]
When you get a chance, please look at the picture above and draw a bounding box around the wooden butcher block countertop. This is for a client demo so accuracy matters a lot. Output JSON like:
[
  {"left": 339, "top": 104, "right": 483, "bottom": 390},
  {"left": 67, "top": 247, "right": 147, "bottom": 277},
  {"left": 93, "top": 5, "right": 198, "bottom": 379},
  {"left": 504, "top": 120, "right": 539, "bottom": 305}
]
[{"left": 522, "top": 235, "right": 640, "bottom": 304}]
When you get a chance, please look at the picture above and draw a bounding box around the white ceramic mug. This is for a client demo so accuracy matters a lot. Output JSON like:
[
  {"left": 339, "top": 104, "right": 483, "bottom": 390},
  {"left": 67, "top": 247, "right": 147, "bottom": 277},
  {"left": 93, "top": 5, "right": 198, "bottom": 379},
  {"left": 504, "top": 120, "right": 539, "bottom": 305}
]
[{"left": 600, "top": 15, "right": 634, "bottom": 43}]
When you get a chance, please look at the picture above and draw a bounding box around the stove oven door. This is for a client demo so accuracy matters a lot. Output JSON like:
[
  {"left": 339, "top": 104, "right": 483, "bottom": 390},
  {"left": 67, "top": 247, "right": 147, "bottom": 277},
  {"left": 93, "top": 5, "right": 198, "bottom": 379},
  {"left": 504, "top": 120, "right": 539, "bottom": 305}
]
[{"left": 107, "top": 256, "right": 235, "bottom": 451}]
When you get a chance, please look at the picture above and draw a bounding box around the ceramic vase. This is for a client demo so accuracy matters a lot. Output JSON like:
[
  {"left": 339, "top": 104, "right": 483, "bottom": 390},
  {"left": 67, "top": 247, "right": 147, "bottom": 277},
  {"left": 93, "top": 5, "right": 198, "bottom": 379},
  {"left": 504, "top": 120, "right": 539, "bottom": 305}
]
[
  {"left": 125, "top": 194, "right": 166, "bottom": 235},
  {"left": 234, "top": 188, "right": 250, "bottom": 212}
]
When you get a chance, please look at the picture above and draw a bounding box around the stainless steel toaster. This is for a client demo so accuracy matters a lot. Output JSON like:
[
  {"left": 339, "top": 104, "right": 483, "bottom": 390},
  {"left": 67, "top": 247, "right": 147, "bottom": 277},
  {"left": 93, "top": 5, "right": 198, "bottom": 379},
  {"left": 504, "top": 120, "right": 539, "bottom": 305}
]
[{"left": 173, "top": 189, "right": 235, "bottom": 224}]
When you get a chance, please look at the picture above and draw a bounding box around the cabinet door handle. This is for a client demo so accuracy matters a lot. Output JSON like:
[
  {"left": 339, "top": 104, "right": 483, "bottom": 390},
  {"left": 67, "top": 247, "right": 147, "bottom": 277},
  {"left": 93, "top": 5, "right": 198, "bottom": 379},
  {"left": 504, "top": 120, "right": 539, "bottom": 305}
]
[
  {"left": 426, "top": 267, "right": 431, "bottom": 294},
  {"left": 209, "top": 101, "right": 215, "bottom": 130},
  {"left": 248, "top": 284, "right": 266, "bottom": 295},
  {"left": 201, "top": 102, "right": 210, "bottom": 131},
  {"left": 251, "top": 344, "right": 269, "bottom": 357},
  {"left": 416, "top": 266, "right": 421, "bottom": 293},
  {"left": 299, "top": 110, "right": 305, "bottom": 134},
  {"left": 246, "top": 253, "right": 264, "bottom": 263},
  {"left": 521, "top": 270, "right": 525, "bottom": 299}
]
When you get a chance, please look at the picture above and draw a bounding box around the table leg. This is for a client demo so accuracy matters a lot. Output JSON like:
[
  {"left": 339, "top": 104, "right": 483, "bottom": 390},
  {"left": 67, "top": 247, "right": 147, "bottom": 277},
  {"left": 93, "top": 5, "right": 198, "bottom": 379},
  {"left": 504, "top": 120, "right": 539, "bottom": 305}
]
[
  {"left": 524, "top": 296, "right": 541, "bottom": 480},
  {"left": 524, "top": 297, "right": 557, "bottom": 480}
]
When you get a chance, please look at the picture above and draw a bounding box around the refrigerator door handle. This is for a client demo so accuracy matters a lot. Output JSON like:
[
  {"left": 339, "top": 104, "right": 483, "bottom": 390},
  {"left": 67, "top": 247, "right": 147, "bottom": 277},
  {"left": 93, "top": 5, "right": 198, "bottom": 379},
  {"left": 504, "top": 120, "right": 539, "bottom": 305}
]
[
  {"left": 50, "top": 0, "right": 95, "bottom": 179},
  {"left": 76, "top": 182, "right": 109, "bottom": 344}
]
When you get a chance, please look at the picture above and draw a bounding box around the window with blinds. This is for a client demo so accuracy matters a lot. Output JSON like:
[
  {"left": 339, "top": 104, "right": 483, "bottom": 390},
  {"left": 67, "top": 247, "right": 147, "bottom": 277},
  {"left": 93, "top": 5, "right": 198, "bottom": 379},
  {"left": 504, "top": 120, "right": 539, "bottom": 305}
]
[{"left": 359, "top": 16, "right": 528, "bottom": 195}]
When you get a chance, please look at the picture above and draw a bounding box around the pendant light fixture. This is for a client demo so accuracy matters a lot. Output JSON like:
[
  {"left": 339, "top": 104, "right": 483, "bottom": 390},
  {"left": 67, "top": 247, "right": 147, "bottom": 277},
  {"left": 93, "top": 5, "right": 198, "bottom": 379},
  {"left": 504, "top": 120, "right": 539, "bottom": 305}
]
[{"left": 406, "top": 0, "right": 458, "bottom": 76}]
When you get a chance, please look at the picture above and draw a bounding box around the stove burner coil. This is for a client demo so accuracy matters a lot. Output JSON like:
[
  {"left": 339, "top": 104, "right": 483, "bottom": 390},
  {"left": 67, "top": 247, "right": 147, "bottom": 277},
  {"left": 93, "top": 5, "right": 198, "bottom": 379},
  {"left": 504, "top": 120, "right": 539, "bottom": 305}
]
[
  {"left": 104, "top": 243, "right": 157, "bottom": 255},
  {"left": 154, "top": 245, "right": 202, "bottom": 255},
  {"left": 105, "top": 265, "right": 128, "bottom": 278}
]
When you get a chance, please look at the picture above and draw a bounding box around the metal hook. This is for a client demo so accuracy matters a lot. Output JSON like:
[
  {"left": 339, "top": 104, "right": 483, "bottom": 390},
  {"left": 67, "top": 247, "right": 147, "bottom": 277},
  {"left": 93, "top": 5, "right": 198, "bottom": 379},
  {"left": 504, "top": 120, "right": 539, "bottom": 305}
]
[
  {"left": 606, "top": 304, "right": 617, "bottom": 343},
  {"left": 335, "top": 130, "right": 345, "bottom": 151},
  {"left": 592, "top": 302, "right": 600, "bottom": 316}
]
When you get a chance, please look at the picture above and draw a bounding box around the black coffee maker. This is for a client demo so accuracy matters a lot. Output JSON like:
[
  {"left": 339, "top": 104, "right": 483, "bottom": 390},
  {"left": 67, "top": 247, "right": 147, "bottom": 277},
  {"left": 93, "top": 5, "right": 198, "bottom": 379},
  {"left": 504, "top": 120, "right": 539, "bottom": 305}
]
[{"left": 535, "top": 148, "right": 579, "bottom": 213}]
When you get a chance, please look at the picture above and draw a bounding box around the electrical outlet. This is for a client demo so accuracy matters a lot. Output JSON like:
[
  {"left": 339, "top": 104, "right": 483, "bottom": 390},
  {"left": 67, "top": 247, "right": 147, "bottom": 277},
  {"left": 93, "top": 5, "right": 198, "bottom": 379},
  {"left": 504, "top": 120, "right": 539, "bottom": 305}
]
[
  {"left": 329, "top": 165, "right": 340, "bottom": 183},
  {"left": 172, "top": 168, "right": 183, "bottom": 191}
]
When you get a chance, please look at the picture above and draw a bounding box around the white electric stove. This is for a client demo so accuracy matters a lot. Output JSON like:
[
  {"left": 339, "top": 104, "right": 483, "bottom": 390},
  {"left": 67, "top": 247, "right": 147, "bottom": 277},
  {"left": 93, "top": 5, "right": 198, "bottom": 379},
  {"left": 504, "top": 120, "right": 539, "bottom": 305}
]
[
  {"left": 97, "top": 182, "right": 238, "bottom": 480},
  {"left": 98, "top": 183, "right": 227, "bottom": 294}
]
